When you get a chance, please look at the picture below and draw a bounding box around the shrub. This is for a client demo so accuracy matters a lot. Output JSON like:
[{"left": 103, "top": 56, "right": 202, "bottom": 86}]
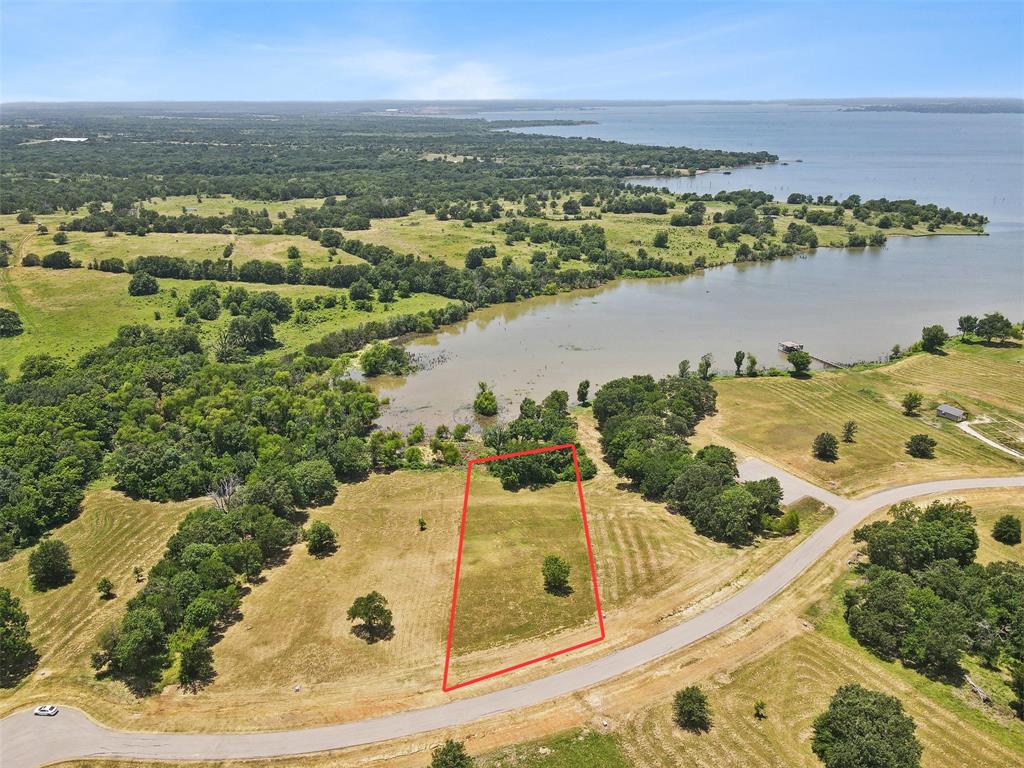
[
  {"left": 542, "top": 555, "right": 571, "bottom": 594},
  {"left": 430, "top": 739, "right": 473, "bottom": 768},
  {"left": 473, "top": 382, "right": 498, "bottom": 416},
  {"left": 97, "top": 577, "right": 115, "bottom": 599},
  {"left": 673, "top": 686, "right": 712, "bottom": 732},
  {"left": 41, "top": 250, "right": 76, "bottom": 269},
  {"left": 993, "top": 515, "right": 1021, "bottom": 545},
  {"left": 0, "top": 308, "right": 23, "bottom": 337}
]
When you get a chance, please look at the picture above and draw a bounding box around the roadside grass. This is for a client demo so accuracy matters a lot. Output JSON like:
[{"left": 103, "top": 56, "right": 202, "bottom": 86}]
[
  {"left": 0, "top": 487, "right": 198, "bottom": 718},
  {"left": 478, "top": 729, "right": 630, "bottom": 768},
  {"left": 0, "top": 264, "right": 452, "bottom": 371},
  {"left": 701, "top": 342, "right": 1023, "bottom": 496}
]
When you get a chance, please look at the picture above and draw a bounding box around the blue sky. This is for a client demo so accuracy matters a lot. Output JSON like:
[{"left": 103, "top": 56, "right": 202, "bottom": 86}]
[{"left": 2, "top": 1, "right": 1022, "bottom": 102}]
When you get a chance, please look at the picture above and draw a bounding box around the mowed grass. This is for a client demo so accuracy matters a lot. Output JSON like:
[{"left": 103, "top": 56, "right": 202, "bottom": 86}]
[
  {"left": 616, "top": 488, "right": 1024, "bottom": 768},
  {"left": 0, "top": 487, "right": 198, "bottom": 718},
  {"left": 447, "top": 471, "right": 599, "bottom": 679},
  {"left": 0, "top": 263, "right": 453, "bottom": 371},
  {"left": 478, "top": 729, "right": 630, "bottom": 768},
  {"left": 702, "top": 342, "right": 1024, "bottom": 496}
]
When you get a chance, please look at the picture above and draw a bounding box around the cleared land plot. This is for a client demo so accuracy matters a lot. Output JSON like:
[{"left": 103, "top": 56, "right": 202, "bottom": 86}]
[
  {"left": 700, "top": 343, "right": 1023, "bottom": 496},
  {"left": 0, "top": 488, "right": 198, "bottom": 718},
  {"left": 0, "top": 264, "right": 452, "bottom": 370},
  {"left": 446, "top": 464, "right": 601, "bottom": 688}
]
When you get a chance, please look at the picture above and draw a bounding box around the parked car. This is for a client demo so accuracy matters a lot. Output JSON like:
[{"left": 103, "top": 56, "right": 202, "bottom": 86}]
[{"left": 32, "top": 705, "right": 59, "bottom": 717}]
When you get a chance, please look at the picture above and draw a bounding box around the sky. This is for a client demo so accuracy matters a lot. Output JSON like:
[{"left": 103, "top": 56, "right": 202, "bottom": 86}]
[{"left": 1, "top": 1, "right": 1022, "bottom": 103}]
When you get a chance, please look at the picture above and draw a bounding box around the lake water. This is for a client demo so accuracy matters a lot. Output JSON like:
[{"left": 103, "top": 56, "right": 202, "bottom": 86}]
[{"left": 371, "top": 104, "right": 1024, "bottom": 430}]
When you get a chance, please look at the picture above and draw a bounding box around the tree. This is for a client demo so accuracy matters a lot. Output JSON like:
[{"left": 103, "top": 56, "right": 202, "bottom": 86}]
[
  {"left": 744, "top": 353, "right": 758, "bottom": 377},
  {"left": 841, "top": 420, "right": 857, "bottom": 443},
  {"left": 431, "top": 739, "right": 474, "bottom": 768},
  {"left": 577, "top": 379, "right": 590, "bottom": 405},
  {"left": 993, "top": 514, "right": 1022, "bottom": 545},
  {"left": 128, "top": 271, "right": 159, "bottom": 296},
  {"left": 41, "top": 250, "right": 75, "bottom": 269},
  {"left": 303, "top": 520, "right": 338, "bottom": 557},
  {"left": 697, "top": 353, "right": 714, "bottom": 381},
  {"left": 0, "top": 587, "right": 35, "bottom": 684},
  {"left": 733, "top": 350, "right": 746, "bottom": 376},
  {"left": 1011, "top": 661, "right": 1024, "bottom": 720},
  {"left": 920, "top": 324, "right": 948, "bottom": 353},
  {"left": 28, "top": 539, "right": 74, "bottom": 590},
  {"left": 177, "top": 628, "right": 214, "bottom": 690},
  {"left": 286, "top": 245, "right": 301, "bottom": 260},
  {"left": 473, "top": 382, "right": 498, "bottom": 416},
  {"left": 653, "top": 230, "right": 669, "bottom": 248},
  {"left": 673, "top": 686, "right": 712, "bottom": 732},
  {"left": 292, "top": 459, "right": 337, "bottom": 507},
  {"left": 901, "top": 391, "right": 923, "bottom": 416},
  {"left": 0, "top": 308, "right": 23, "bottom": 337},
  {"left": 562, "top": 198, "right": 581, "bottom": 215},
  {"left": 957, "top": 315, "right": 978, "bottom": 339},
  {"left": 812, "top": 684, "right": 921, "bottom": 768},
  {"left": 975, "top": 311, "right": 1014, "bottom": 342},
  {"left": 347, "top": 591, "right": 393, "bottom": 642},
  {"left": 52, "top": 231, "right": 69, "bottom": 245},
  {"left": 812, "top": 432, "right": 839, "bottom": 462},
  {"left": 787, "top": 350, "right": 812, "bottom": 375},
  {"left": 542, "top": 555, "right": 571, "bottom": 594},
  {"left": 97, "top": 577, "right": 115, "bottom": 600},
  {"left": 906, "top": 434, "right": 936, "bottom": 459}
]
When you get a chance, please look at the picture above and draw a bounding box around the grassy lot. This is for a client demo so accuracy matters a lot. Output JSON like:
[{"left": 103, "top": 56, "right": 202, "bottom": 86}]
[
  {"left": 0, "top": 263, "right": 452, "bottom": 371},
  {"left": 137, "top": 194, "right": 328, "bottom": 218},
  {"left": 447, "top": 471, "right": 600, "bottom": 681},
  {"left": 0, "top": 486, "right": 199, "bottom": 717},
  {"left": 699, "top": 341, "right": 1024, "bottom": 496},
  {"left": 478, "top": 729, "right": 630, "bottom": 768}
]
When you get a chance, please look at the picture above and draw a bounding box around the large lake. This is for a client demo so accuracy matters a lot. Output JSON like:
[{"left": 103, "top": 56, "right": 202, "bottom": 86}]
[{"left": 370, "top": 104, "right": 1024, "bottom": 430}]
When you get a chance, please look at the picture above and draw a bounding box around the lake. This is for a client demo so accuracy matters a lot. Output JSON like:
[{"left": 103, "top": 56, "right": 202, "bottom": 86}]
[{"left": 369, "top": 104, "right": 1024, "bottom": 430}]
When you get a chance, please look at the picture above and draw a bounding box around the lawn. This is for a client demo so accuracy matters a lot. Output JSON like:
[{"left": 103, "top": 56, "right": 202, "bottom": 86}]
[
  {"left": 0, "top": 263, "right": 453, "bottom": 371},
  {"left": 700, "top": 341, "right": 1024, "bottom": 496}
]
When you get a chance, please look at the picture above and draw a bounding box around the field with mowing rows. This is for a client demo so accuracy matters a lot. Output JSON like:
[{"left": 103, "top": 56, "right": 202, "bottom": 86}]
[{"left": 701, "top": 341, "right": 1023, "bottom": 496}]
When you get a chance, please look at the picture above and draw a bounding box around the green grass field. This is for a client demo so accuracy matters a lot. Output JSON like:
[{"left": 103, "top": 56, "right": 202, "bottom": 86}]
[
  {"left": 0, "top": 263, "right": 453, "bottom": 371},
  {"left": 479, "top": 730, "right": 630, "bottom": 768},
  {"left": 702, "top": 341, "right": 1024, "bottom": 495}
]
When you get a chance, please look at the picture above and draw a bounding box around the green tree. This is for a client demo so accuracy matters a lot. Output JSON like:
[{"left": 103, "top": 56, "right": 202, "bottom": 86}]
[
  {"left": 562, "top": 198, "right": 581, "bottom": 215},
  {"left": 812, "top": 684, "right": 921, "bottom": 768},
  {"left": 52, "top": 231, "right": 69, "bottom": 245},
  {"left": 1010, "top": 661, "right": 1024, "bottom": 720},
  {"left": 286, "top": 245, "right": 301, "bottom": 259},
  {"left": 787, "top": 349, "right": 812, "bottom": 375},
  {"left": 473, "top": 382, "right": 498, "bottom": 416},
  {"left": 653, "top": 230, "right": 669, "bottom": 248},
  {"left": 733, "top": 350, "right": 746, "bottom": 376},
  {"left": 901, "top": 391, "right": 923, "bottom": 416},
  {"left": 177, "top": 628, "right": 214, "bottom": 690},
  {"left": 920, "top": 324, "right": 948, "bottom": 353},
  {"left": 697, "top": 352, "right": 714, "bottom": 381},
  {"left": 0, "top": 308, "right": 23, "bottom": 337},
  {"left": 744, "top": 353, "right": 758, "bottom": 377},
  {"left": 975, "top": 311, "right": 1014, "bottom": 342},
  {"left": 347, "top": 591, "right": 393, "bottom": 642},
  {"left": 956, "top": 315, "right": 978, "bottom": 339},
  {"left": 128, "top": 271, "right": 159, "bottom": 296},
  {"left": 0, "top": 587, "right": 35, "bottom": 685},
  {"left": 431, "top": 739, "right": 474, "bottom": 768},
  {"left": 673, "top": 686, "right": 712, "bottom": 732},
  {"left": 906, "top": 434, "right": 937, "bottom": 459},
  {"left": 992, "top": 514, "right": 1021, "bottom": 545},
  {"left": 303, "top": 520, "right": 338, "bottom": 557},
  {"left": 812, "top": 432, "right": 839, "bottom": 462},
  {"left": 28, "top": 539, "right": 74, "bottom": 590},
  {"left": 542, "top": 555, "right": 571, "bottom": 594},
  {"left": 97, "top": 577, "right": 115, "bottom": 600},
  {"left": 841, "top": 420, "right": 857, "bottom": 443},
  {"left": 577, "top": 379, "right": 590, "bottom": 405}
]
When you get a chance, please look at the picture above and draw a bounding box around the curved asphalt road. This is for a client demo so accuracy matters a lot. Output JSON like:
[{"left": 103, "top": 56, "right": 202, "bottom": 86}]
[{"left": 4, "top": 460, "right": 1023, "bottom": 768}]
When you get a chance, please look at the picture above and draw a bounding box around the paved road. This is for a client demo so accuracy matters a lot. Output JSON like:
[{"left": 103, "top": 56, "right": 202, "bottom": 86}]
[
  {"left": 4, "top": 461, "right": 1023, "bottom": 768},
  {"left": 958, "top": 420, "right": 1024, "bottom": 460}
]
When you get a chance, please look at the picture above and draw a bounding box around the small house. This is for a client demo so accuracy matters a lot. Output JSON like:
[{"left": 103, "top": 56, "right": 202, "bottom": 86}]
[{"left": 936, "top": 404, "right": 967, "bottom": 422}]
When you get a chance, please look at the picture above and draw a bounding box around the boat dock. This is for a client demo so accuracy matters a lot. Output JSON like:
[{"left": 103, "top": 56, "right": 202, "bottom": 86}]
[{"left": 778, "top": 341, "right": 850, "bottom": 369}]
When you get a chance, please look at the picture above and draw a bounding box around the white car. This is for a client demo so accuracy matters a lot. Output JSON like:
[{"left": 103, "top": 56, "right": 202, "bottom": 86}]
[{"left": 32, "top": 705, "right": 59, "bottom": 717}]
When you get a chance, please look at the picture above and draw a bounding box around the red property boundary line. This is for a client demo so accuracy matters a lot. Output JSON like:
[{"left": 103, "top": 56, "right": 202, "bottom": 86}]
[{"left": 442, "top": 443, "right": 605, "bottom": 692}]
